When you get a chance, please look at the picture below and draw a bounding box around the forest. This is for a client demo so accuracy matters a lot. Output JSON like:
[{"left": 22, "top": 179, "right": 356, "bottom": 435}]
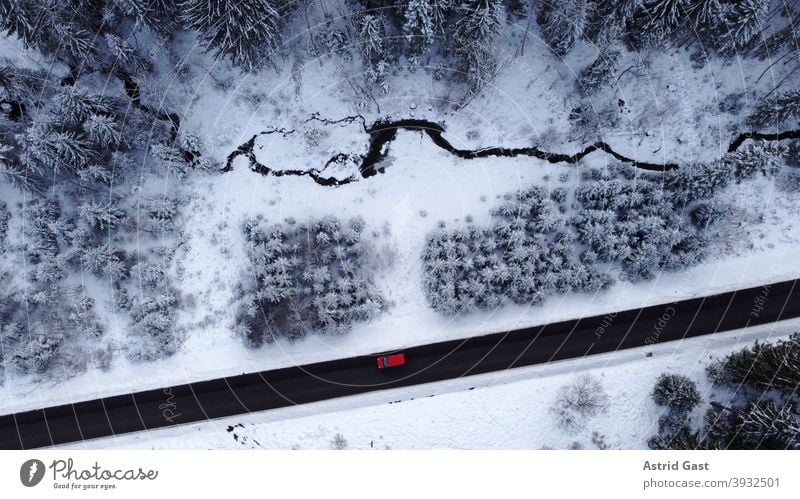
[{"left": 648, "top": 333, "right": 800, "bottom": 450}]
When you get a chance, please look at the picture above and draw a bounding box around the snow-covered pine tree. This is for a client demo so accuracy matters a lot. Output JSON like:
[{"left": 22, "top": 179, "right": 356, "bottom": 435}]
[
  {"left": 83, "top": 114, "right": 121, "bottom": 147},
  {"left": 430, "top": 0, "right": 453, "bottom": 34},
  {"left": 0, "top": 0, "right": 42, "bottom": 48},
  {"left": 0, "top": 201, "right": 7, "bottom": 254},
  {"left": 722, "top": 140, "right": 785, "bottom": 182},
  {"left": 128, "top": 288, "right": 179, "bottom": 360},
  {"left": 79, "top": 243, "right": 128, "bottom": 280},
  {"left": 180, "top": 0, "right": 284, "bottom": 71},
  {"left": 455, "top": 0, "right": 503, "bottom": 45},
  {"left": 149, "top": 143, "right": 190, "bottom": 178},
  {"left": 8, "top": 326, "right": 65, "bottom": 375},
  {"left": 78, "top": 201, "right": 126, "bottom": 231},
  {"left": 538, "top": 0, "right": 587, "bottom": 56},
  {"left": 747, "top": 90, "right": 800, "bottom": 130},
  {"left": 664, "top": 161, "right": 734, "bottom": 205},
  {"left": 65, "top": 287, "right": 105, "bottom": 339},
  {"left": 585, "top": 0, "right": 628, "bottom": 43},
  {"left": 451, "top": 1, "right": 504, "bottom": 95},
  {"left": 359, "top": 14, "right": 387, "bottom": 64},
  {"left": 717, "top": 0, "right": 769, "bottom": 53},
  {"left": 577, "top": 47, "right": 620, "bottom": 96},
  {"left": 22, "top": 123, "right": 94, "bottom": 174},
  {"left": 0, "top": 142, "right": 37, "bottom": 191},
  {"left": 111, "top": 0, "right": 180, "bottom": 35},
  {"left": 738, "top": 401, "right": 800, "bottom": 449},
  {"left": 755, "top": 1, "right": 799, "bottom": 59},
  {"left": 652, "top": 373, "right": 702, "bottom": 415},
  {"left": 710, "top": 333, "right": 800, "bottom": 393},
  {"left": 403, "top": 0, "right": 436, "bottom": 53},
  {"left": 642, "top": 0, "right": 690, "bottom": 32},
  {"left": 146, "top": 198, "right": 179, "bottom": 232}
]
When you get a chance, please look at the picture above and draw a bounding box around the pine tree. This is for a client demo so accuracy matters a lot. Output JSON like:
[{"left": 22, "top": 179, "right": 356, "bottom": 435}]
[
  {"left": 652, "top": 373, "right": 702, "bottom": 414},
  {"left": 146, "top": 198, "right": 179, "bottom": 232},
  {"left": 359, "top": 14, "right": 387, "bottom": 65},
  {"left": 111, "top": 0, "right": 179, "bottom": 35},
  {"left": 83, "top": 114, "right": 121, "bottom": 147},
  {"left": 430, "top": 0, "right": 453, "bottom": 34},
  {"left": 577, "top": 47, "right": 620, "bottom": 96},
  {"left": 456, "top": 0, "right": 503, "bottom": 44},
  {"left": 710, "top": 333, "right": 800, "bottom": 393},
  {"left": 747, "top": 90, "right": 800, "bottom": 130},
  {"left": 78, "top": 201, "right": 126, "bottom": 231},
  {"left": 538, "top": 0, "right": 587, "bottom": 56},
  {"left": 687, "top": 0, "right": 722, "bottom": 25},
  {"left": 718, "top": 0, "right": 769, "bottom": 53},
  {"left": 0, "top": 202, "right": 7, "bottom": 256},
  {"left": 403, "top": 0, "right": 436, "bottom": 53},
  {"left": 0, "top": 142, "right": 37, "bottom": 191},
  {"left": 738, "top": 401, "right": 800, "bottom": 449},
  {"left": 0, "top": 0, "right": 42, "bottom": 48},
  {"left": 129, "top": 289, "right": 179, "bottom": 360},
  {"left": 23, "top": 124, "right": 93, "bottom": 174},
  {"left": 723, "top": 141, "right": 785, "bottom": 182},
  {"left": 180, "top": 0, "right": 284, "bottom": 70},
  {"left": 643, "top": 0, "right": 690, "bottom": 32}
]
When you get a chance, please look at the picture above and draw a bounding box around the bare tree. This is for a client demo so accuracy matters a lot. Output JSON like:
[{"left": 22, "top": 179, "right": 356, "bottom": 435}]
[{"left": 550, "top": 374, "right": 609, "bottom": 433}]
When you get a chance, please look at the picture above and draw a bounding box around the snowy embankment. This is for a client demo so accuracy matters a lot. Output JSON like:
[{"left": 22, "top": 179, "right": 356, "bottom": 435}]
[{"left": 68, "top": 318, "right": 800, "bottom": 450}]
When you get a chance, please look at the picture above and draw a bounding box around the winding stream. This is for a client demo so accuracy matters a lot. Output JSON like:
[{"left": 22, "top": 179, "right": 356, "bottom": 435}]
[{"left": 225, "top": 116, "right": 800, "bottom": 186}]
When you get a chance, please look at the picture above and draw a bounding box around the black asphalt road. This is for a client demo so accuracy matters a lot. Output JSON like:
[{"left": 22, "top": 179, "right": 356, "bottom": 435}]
[{"left": 1, "top": 279, "right": 798, "bottom": 449}]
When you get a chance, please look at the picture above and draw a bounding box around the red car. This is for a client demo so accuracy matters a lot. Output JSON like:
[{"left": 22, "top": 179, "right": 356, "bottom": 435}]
[{"left": 377, "top": 353, "right": 405, "bottom": 369}]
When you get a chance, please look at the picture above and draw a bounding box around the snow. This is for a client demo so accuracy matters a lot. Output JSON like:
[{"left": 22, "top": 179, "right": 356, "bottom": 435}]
[
  {"left": 67, "top": 318, "right": 800, "bottom": 450},
  {"left": 3, "top": 130, "right": 800, "bottom": 414},
  {"left": 3, "top": 0, "right": 800, "bottom": 439}
]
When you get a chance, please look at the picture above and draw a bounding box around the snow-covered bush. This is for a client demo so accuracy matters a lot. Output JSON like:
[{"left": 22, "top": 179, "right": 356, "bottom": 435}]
[{"left": 236, "top": 216, "right": 384, "bottom": 346}]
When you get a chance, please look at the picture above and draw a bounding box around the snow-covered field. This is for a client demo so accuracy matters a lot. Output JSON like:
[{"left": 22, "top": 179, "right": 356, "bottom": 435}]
[{"left": 67, "top": 318, "right": 800, "bottom": 450}]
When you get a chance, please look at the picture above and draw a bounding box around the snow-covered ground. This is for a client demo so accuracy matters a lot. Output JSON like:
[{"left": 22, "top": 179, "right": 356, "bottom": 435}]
[
  {"left": 3, "top": 0, "right": 800, "bottom": 430},
  {"left": 4, "top": 135, "right": 800, "bottom": 415},
  {"left": 66, "top": 318, "right": 800, "bottom": 450}
]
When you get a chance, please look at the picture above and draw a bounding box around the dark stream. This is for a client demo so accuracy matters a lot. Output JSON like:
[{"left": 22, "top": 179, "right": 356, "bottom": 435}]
[{"left": 225, "top": 116, "right": 800, "bottom": 186}]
